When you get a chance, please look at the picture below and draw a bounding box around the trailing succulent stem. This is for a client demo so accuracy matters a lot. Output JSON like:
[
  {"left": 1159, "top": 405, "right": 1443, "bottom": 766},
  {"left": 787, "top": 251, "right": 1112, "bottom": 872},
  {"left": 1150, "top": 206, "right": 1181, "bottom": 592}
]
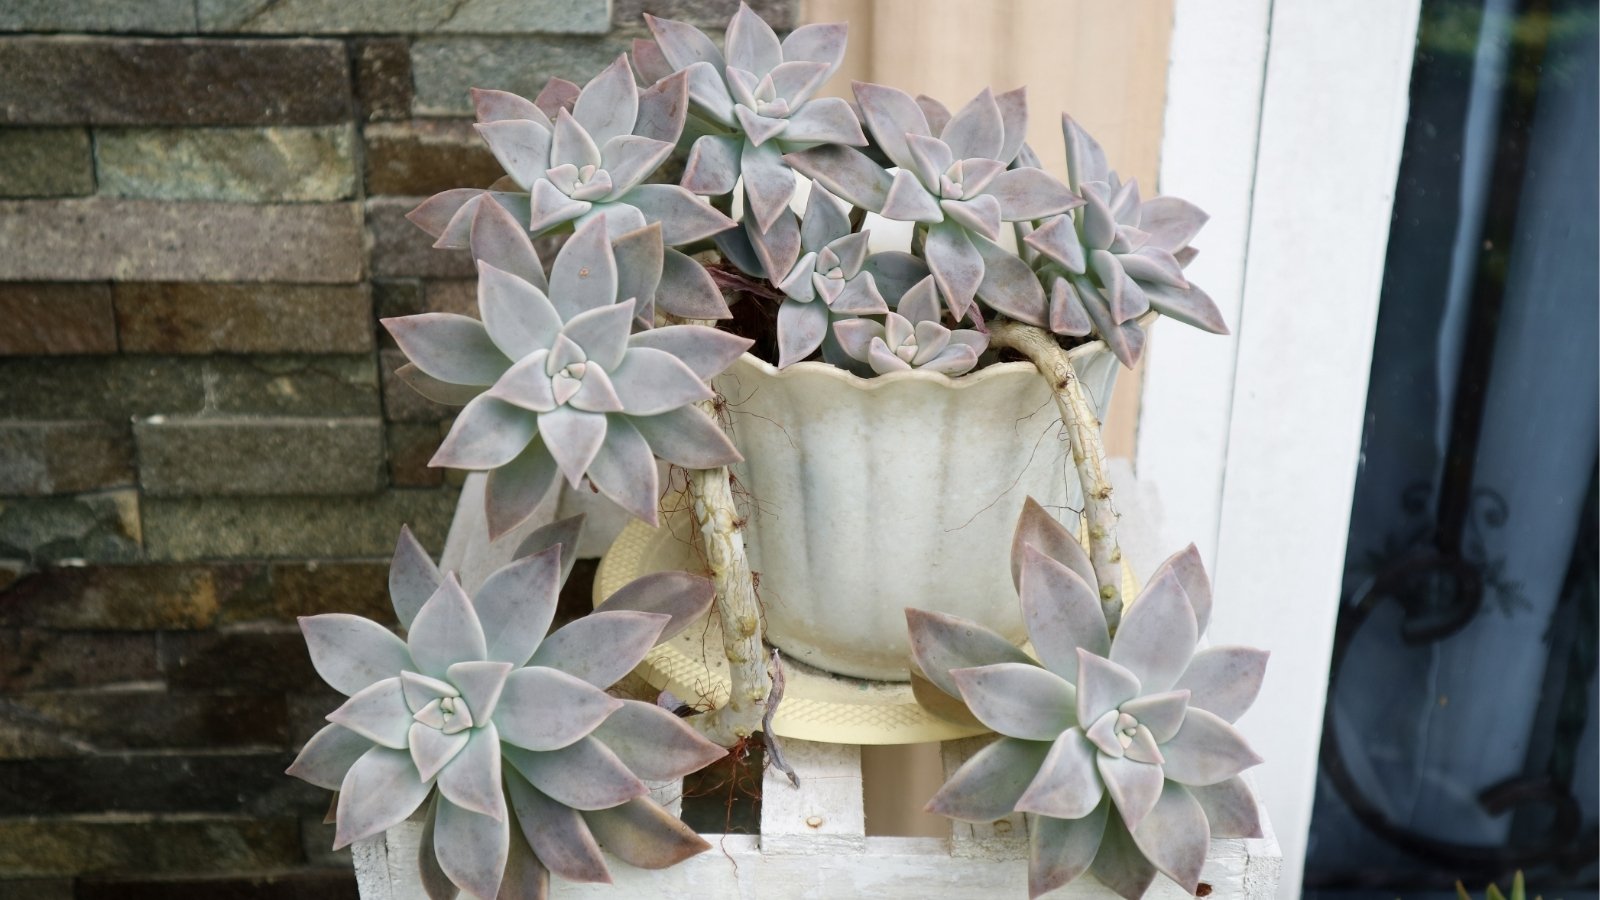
[
  {"left": 676, "top": 317, "right": 773, "bottom": 747},
  {"left": 989, "top": 319, "right": 1124, "bottom": 632}
]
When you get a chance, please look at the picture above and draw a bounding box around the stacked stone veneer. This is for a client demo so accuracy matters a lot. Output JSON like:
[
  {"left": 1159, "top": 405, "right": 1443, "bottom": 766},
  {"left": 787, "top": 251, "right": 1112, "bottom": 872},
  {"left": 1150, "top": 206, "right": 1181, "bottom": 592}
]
[{"left": 0, "top": 2, "right": 796, "bottom": 897}]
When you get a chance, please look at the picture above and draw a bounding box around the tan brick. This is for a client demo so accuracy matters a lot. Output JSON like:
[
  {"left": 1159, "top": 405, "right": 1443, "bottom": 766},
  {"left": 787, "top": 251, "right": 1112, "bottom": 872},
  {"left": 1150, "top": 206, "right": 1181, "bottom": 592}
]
[
  {"left": 134, "top": 416, "right": 387, "bottom": 497},
  {"left": 0, "top": 284, "right": 117, "bottom": 355},
  {"left": 0, "top": 421, "right": 133, "bottom": 496},
  {"left": 114, "top": 283, "right": 372, "bottom": 354}
]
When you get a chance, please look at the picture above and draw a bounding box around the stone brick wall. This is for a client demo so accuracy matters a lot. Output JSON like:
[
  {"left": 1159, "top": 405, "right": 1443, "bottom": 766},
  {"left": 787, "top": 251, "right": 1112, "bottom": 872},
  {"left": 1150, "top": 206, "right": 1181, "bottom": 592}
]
[{"left": 0, "top": 2, "right": 797, "bottom": 896}]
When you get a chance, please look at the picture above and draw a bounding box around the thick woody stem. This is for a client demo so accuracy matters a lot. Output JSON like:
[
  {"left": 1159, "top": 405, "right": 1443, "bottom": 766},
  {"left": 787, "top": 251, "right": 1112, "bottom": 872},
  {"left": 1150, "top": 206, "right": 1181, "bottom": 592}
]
[
  {"left": 988, "top": 320, "right": 1125, "bottom": 632},
  {"left": 675, "top": 317, "right": 772, "bottom": 747}
]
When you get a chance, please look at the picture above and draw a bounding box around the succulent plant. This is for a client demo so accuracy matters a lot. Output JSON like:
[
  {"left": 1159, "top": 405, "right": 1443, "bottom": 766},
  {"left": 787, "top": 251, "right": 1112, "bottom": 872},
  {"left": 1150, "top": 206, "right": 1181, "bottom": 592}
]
[
  {"left": 636, "top": 4, "right": 864, "bottom": 277},
  {"left": 905, "top": 498, "right": 1269, "bottom": 898},
  {"left": 785, "top": 82, "right": 1076, "bottom": 325},
  {"left": 834, "top": 276, "right": 988, "bottom": 377},
  {"left": 1020, "top": 115, "right": 1226, "bottom": 367},
  {"left": 384, "top": 205, "right": 753, "bottom": 535},
  {"left": 763, "top": 185, "right": 886, "bottom": 367},
  {"left": 288, "top": 523, "right": 726, "bottom": 899}
]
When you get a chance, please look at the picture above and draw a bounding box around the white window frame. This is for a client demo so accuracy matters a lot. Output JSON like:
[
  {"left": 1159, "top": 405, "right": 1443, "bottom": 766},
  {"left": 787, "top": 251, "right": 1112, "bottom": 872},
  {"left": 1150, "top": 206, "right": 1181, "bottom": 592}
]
[{"left": 1139, "top": 1, "right": 1424, "bottom": 896}]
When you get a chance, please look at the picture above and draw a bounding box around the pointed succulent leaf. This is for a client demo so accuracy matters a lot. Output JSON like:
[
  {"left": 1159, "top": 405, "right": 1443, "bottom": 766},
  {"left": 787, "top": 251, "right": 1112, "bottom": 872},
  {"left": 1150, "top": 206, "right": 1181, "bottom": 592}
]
[
  {"left": 781, "top": 20, "right": 847, "bottom": 69},
  {"left": 629, "top": 405, "right": 743, "bottom": 469},
  {"left": 903, "top": 606, "right": 1034, "bottom": 699},
  {"left": 434, "top": 794, "right": 511, "bottom": 900},
  {"left": 528, "top": 179, "right": 590, "bottom": 234},
  {"left": 417, "top": 797, "right": 458, "bottom": 900},
  {"left": 880, "top": 169, "right": 943, "bottom": 222},
  {"left": 725, "top": 1, "right": 782, "bottom": 73},
  {"left": 505, "top": 772, "right": 612, "bottom": 883},
  {"left": 528, "top": 610, "right": 669, "bottom": 688},
  {"left": 495, "top": 665, "right": 623, "bottom": 751},
  {"left": 783, "top": 145, "right": 892, "bottom": 210},
  {"left": 401, "top": 671, "right": 455, "bottom": 712},
  {"left": 1119, "top": 245, "right": 1188, "bottom": 289},
  {"left": 608, "top": 347, "right": 714, "bottom": 416},
  {"left": 582, "top": 796, "right": 711, "bottom": 869},
  {"left": 644, "top": 12, "right": 724, "bottom": 70},
  {"left": 925, "top": 221, "right": 983, "bottom": 318},
  {"left": 1174, "top": 646, "right": 1269, "bottom": 724},
  {"left": 1048, "top": 277, "right": 1093, "bottom": 337},
  {"left": 300, "top": 613, "right": 414, "bottom": 696},
  {"left": 1158, "top": 707, "right": 1262, "bottom": 786},
  {"left": 334, "top": 746, "right": 433, "bottom": 849},
  {"left": 535, "top": 77, "right": 581, "bottom": 118},
  {"left": 1120, "top": 690, "right": 1190, "bottom": 744},
  {"left": 783, "top": 96, "right": 865, "bottom": 145},
  {"left": 1189, "top": 776, "right": 1263, "bottom": 838},
  {"left": 852, "top": 80, "right": 931, "bottom": 170},
  {"left": 619, "top": 184, "right": 736, "bottom": 245},
  {"left": 389, "top": 526, "right": 442, "bottom": 631},
  {"left": 561, "top": 300, "right": 634, "bottom": 372},
  {"left": 678, "top": 60, "right": 736, "bottom": 125},
  {"left": 973, "top": 231, "right": 1047, "bottom": 324},
  {"left": 384, "top": 313, "right": 512, "bottom": 387},
  {"left": 432, "top": 394, "right": 539, "bottom": 470},
  {"left": 1018, "top": 545, "right": 1109, "bottom": 683},
  {"left": 910, "top": 667, "right": 985, "bottom": 728},
  {"left": 915, "top": 94, "right": 952, "bottom": 135},
  {"left": 287, "top": 723, "right": 372, "bottom": 790},
  {"left": 551, "top": 108, "right": 601, "bottom": 169},
  {"left": 1144, "top": 280, "right": 1230, "bottom": 334},
  {"left": 592, "top": 699, "right": 727, "bottom": 781},
  {"left": 867, "top": 336, "right": 912, "bottom": 374},
  {"left": 546, "top": 218, "right": 618, "bottom": 319},
  {"left": 584, "top": 416, "right": 660, "bottom": 525},
  {"left": 1090, "top": 809, "right": 1159, "bottom": 900},
  {"left": 513, "top": 513, "right": 585, "bottom": 583},
  {"left": 1062, "top": 114, "right": 1111, "bottom": 192},
  {"left": 1075, "top": 650, "right": 1141, "bottom": 725},
  {"left": 594, "top": 570, "right": 717, "bottom": 643},
  {"left": 1139, "top": 196, "right": 1208, "bottom": 251},
  {"left": 471, "top": 194, "right": 547, "bottom": 291},
  {"left": 940, "top": 87, "right": 1004, "bottom": 161},
  {"left": 408, "top": 722, "right": 469, "bottom": 782},
  {"left": 408, "top": 188, "right": 484, "bottom": 246},
  {"left": 994, "top": 86, "right": 1029, "bottom": 164},
  {"left": 924, "top": 736, "right": 1050, "bottom": 823},
  {"left": 1109, "top": 567, "right": 1198, "bottom": 693},
  {"left": 472, "top": 87, "right": 545, "bottom": 124},
  {"left": 951, "top": 663, "right": 1076, "bottom": 742},
  {"left": 1096, "top": 753, "right": 1164, "bottom": 830},
  {"left": 655, "top": 248, "right": 732, "bottom": 319},
  {"left": 478, "top": 262, "right": 562, "bottom": 361},
  {"left": 476, "top": 119, "right": 553, "bottom": 190},
  {"left": 446, "top": 661, "right": 513, "bottom": 724},
  {"left": 396, "top": 363, "right": 486, "bottom": 407},
  {"left": 327, "top": 677, "right": 412, "bottom": 749},
  {"left": 600, "top": 135, "right": 675, "bottom": 197},
  {"left": 538, "top": 405, "right": 609, "bottom": 488},
  {"left": 1027, "top": 802, "right": 1108, "bottom": 899},
  {"left": 505, "top": 737, "right": 647, "bottom": 811},
  {"left": 941, "top": 194, "right": 1003, "bottom": 241},
  {"left": 437, "top": 723, "right": 506, "bottom": 820},
  {"left": 1014, "top": 727, "right": 1104, "bottom": 819},
  {"left": 1011, "top": 496, "right": 1095, "bottom": 591},
  {"left": 1149, "top": 544, "right": 1212, "bottom": 634},
  {"left": 1026, "top": 214, "right": 1086, "bottom": 274},
  {"left": 485, "top": 439, "right": 562, "bottom": 541},
  {"left": 682, "top": 134, "right": 742, "bottom": 195},
  {"left": 741, "top": 139, "right": 797, "bottom": 233},
  {"left": 744, "top": 203, "right": 803, "bottom": 283},
  {"left": 408, "top": 575, "right": 488, "bottom": 678},
  {"left": 777, "top": 293, "right": 830, "bottom": 367},
  {"left": 573, "top": 55, "right": 639, "bottom": 147},
  {"left": 1130, "top": 781, "right": 1208, "bottom": 892},
  {"left": 984, "top": 166, "right": 1079, "bottom": 220}
]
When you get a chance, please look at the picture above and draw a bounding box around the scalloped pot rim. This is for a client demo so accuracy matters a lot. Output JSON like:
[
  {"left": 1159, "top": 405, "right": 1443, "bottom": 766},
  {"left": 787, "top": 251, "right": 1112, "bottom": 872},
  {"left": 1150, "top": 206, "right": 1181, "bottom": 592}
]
[{"left": 728, "top": 339, "right": 1110, "bottom": 391}]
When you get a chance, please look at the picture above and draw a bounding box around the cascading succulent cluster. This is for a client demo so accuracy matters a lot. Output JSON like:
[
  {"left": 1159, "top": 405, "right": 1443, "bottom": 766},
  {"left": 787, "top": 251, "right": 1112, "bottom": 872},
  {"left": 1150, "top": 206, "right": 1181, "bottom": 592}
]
[
  {"left": 289, "top": 520, "right": 727, "bottom": 899},
  {"left": 906, "top": 499, "right": 1269, "bottom": 898}
]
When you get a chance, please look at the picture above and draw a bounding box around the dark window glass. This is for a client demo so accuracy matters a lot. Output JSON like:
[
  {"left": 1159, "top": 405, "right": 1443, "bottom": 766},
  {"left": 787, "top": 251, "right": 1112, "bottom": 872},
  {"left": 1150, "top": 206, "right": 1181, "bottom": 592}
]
[{"left": 1304, "top": 0, "right": 1598, "bottom": 896}]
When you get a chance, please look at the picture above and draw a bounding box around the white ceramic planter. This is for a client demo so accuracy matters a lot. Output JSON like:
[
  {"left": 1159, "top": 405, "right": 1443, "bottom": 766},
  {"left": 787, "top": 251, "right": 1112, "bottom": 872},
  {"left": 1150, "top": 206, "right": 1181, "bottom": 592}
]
[{"left": 712, "top": 345, "right": 1120, "bottom": 682}]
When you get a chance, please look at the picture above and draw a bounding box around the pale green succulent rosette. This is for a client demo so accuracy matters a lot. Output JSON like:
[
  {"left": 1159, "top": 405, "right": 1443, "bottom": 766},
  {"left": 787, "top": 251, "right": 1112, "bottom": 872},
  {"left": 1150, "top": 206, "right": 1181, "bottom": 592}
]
[
  {"left": 833, "top": 275, "right": 988, "bottom": 377},
  {"left": 405, "top": 53, "right": 737, "bottom": 322},
  {"left": 906, "top": 499, "right": 1269, "bottom": 898},
  {"left": 382, "top": 203, "right": 753, "bottom": 538},
  {"left": 637, "top": 3, "right": 866, "bottom": 283},
  {"left": 1020, "top": 114, "right": 1227, "bottom": 367},
  {"left": 288, "top": 522, "right": 726, "bottom": 900},
  {"left": 785, "top": 79, "right": 1078, "bottom": 325}
]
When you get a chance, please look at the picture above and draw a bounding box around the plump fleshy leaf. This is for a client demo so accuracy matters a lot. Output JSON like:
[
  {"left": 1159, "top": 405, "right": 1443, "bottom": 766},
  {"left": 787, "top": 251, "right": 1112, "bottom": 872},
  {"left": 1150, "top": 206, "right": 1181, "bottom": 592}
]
[
  {"left": 924, "top": 736, "right": 1050, "bottom": 823},
  {"left": 396, "top": 363, "right": 487, "bottom": 407},
  {"left": 581, "top": 796, "right": 711, "bottom": 869},
  {"left": 985, "top": 166, "right": 1079, "bottom": 221},
  {"left": 608, "top": 347, "right": 713, "bottom": 416},
  {"left": 644, "top": 12, "right": 725, "bottom": 71},
  {"left": 592, "top": 699, "right": 727, "bottom": 781},
  {"left": 573, "top": 55, "right": 639, "bottom": 147},
  {"left": 417, "top": 796, "right": 457, "bottom": 900},
  {"left": 496, "top": 810, "right": 550, "bottom": 900},
  {"left": 513, "top": 513, "right": 585, "bottom": 585},
  {"left": 1188, "top": 775, "right": 1263, "bottom": 839},
  {"left": 594, "top": 570, "right": 717, "bottom": 642},
  {"left": 951, "top": 663, "right": 1076, "bottom": 742},
  {"left": 853, "top": 81, "right": 930, "bottom": 171},
  {"left": 1011, "top": 496, "right": 1095, "bottom": 591},
  {"left": 287, "top": 723, "right": 372, "bottom": 790},
  {"left": 538, "top": 404, "right": 609, "bottom": 487},
  {"left": 528, "top": 610, "right": 669, "bottom": 688},
  {"left": 620, "top": 184, "right": 736, "bottom": 245},
  {"left": 1014, "top": 727, "right": 1104, "bottom": 820},
  {"left": 409, "top": 722, "right": 469, "bottom": 782},
  {"left": 682, "top": 133, "right": 741, "bottom": 195},
  {"left": 1130, "top": 781, "right": 1209, "bottom": 892},
  {"left": 940, "top": 87, "right": 1004, "bottom": 161},
  {"left": 1119, "top": 689, "right": 1190, "bottom": 744},
  {"left": 485, "top": 438, "right": 561, "bottom": 541},
  {"left": 446, "top": 660, "right": 513, "bottom": 724},
  {"left": 300, "top": 614, "right": 414, "bottom": 696},
  {"left": 925, "top": 221, "right": 984, "bottom": 317},
  {"left": 477, "top": 263, "right": 561, "bottom": 361},
  {"left": 547, "top": 218, "right": 619, "bottom": 319},
  {"left": 327, "top": 677, "right": 412, "bottom": 749},
  {"left": 904, "top": 607, "right": 1033, "bottom": 699},
  {"left": 1174, "top": 646, "right": 1269, "bottom": 723},
  {"left": 431, "top": 394, "right": 539, "bottom": 471},
  {"left": 782, "top": 145, "right": 892, "bottom": 210},
  {"left": 495, "top": 666, "right": 623, "bottom": 751},
  {"left": 1152, "top": 544, "right": 1212, "bottom": 635},
  {"left": 438, "top": 723, "right": 507, "bottom": 820},
  {"left": 1075, "top": 650, "right": 1141, "bottom": 726},
  {"left": 390, "top": 526, "right": 443, "bottom": 631},
  {"left": 1096, "top": 754, "right": 1164, "bottom": 830},
  {"left": 1109, "top": 567, "right": 1198, "bottom": 694},
  {"left": 1018, "top": 545, "right": 1109, "bottom": 683},
  {"left": 408, "top": 575, "right": 488, "bottom": 679},
  {"left": 334, "top": 746, "right": 433, "bottom": 849},
  {"left": 505, "top": 771, "right": 612, "bottom": 883},
  {"left": 505, "top": 737, "right": 647, "bottom": 811},
  {"left": 1027, "top": 802, "right": 1108, "bottom": 899},
  {"left": 1090, "top": 808, "right": 1159, "bottom": 900},
  {"left": 472, "top": 87, "right": 545, "bottom": 124},
  {"left": 629, "top": 406, "right": 743, "bottom": 469},
  {"left": 434, "top": 794, "right": 511, "bottom": 900},
  {"left": 384, "top": 314, "right": 512, "bottom": 387},
  {"left": 635, "top": 69, "right": 690, "bottom": 144},
  {"left": 1157, "top": 707, "right": 1263, "bottom": 786},
  {"left": 584, "top": 416, "right": 661, "bottom": 525}
]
